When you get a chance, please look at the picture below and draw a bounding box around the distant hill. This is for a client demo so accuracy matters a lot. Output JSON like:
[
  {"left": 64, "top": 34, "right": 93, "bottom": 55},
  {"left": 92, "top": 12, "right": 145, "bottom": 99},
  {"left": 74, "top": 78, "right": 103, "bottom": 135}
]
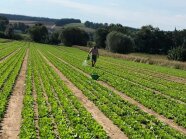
[
  {"left": 0, "top": 13, "right": 58, "bottom": 23},
  {"left": 0, "top": 13, "right": 88, "bottom": 30},
  {"left": 0, "top": 13, "right": 135, "bottom": 34}
]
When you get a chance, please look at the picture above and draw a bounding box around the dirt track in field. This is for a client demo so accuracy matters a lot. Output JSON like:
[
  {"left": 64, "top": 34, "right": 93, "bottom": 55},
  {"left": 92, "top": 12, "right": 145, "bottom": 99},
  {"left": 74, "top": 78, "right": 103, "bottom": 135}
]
[
  {"left": 0, "top": 49, "right": 29, "bottom": 139},
  {"left": 48, "top": 52, "right": 186, "bottom": 135},
  {"left": 39, "top": 50, "right": 128, "bottom": 139},
  {"left": 0, "top": 48, "right": 21, "bottom": 64}
]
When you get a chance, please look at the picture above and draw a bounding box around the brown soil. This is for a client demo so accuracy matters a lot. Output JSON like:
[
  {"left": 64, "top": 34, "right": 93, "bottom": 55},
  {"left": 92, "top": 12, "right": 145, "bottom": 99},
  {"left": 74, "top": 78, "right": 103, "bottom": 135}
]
[
  {"left": 48, "top": 52, "right": 186, "bottom": 135},
  {"left": 0, "top": 48, "right": 21, "bottom": 64},
  {"left": 39, "top": 50, "right": 128, "bottom": 139},
  {"left": 0, "top": 49, "right": 29, "bottom": 139}
]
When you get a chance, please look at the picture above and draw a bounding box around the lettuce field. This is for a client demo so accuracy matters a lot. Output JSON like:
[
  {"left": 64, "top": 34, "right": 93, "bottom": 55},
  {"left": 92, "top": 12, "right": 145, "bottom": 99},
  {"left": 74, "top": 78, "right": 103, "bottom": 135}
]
[{"left": 0, "top": 40, "right": 186, "bottom": 139}]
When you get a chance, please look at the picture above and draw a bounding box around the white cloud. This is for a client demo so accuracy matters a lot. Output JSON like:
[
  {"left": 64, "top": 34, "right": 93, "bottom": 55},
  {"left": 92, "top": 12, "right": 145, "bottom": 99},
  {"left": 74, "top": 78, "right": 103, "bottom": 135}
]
[{"left": 3, "top": 0, "right": 186, "bottom": 30}]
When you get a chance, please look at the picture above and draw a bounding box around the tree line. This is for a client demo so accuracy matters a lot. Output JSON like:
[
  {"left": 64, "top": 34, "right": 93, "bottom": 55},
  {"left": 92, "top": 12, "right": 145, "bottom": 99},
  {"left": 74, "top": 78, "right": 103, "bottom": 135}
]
[
  {"left": 93, "top": 24, "right": 186, "bottom": 61},
  {"left": 0, "top": 16, "right": 29, "bottom": 40},
  {"left": 0, "top": 13, "right": 81, "bottom": 26},
  {"left": 55, "top": 18, "right": 81, "bottom": 26},
  {"left": 1, "top": 15, "right": 186, "bottom": 61},
  {"left": 0, "top": 13, "right": 58, "bottom": 22}
]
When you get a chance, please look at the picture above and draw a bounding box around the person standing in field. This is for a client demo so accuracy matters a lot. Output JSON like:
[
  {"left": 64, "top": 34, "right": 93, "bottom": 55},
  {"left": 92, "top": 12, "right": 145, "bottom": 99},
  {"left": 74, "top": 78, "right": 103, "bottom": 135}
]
[{"left": 88, "top": 46, "right": 99, "bottom": 67}]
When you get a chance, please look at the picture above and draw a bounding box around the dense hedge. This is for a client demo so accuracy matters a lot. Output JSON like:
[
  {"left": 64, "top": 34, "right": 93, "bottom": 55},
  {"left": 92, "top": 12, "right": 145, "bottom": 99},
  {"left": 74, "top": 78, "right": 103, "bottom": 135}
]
[
  {"left": 60, "top": 27, "right": 89, "bottom": 46},
  {"left": 106, "top": 31, "right": 134, "bottom": 54},
  {"left": 167, "top": 47, "right": 186, "bottom": 61}
]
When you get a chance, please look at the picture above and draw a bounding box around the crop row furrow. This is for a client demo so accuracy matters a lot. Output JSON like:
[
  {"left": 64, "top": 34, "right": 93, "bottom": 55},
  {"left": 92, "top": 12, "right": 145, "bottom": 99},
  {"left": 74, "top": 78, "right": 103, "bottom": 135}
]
[
  {"left": 0, "top": 47, "right": 26, "bottom": 123},
  {"left": 54, "top": 47, "right": 186, "bottom": 103},
  {"left": 20, "top": 53, "right": 37, "bottom": 138},
  {"left": 45, "top": 47, "right": 186, "bottom": 124},
  {"left": 38, "top": 46, "right": 185, "bottom": 138},
  {"left": 44, "top": 47, "right": 186, "bottom": 127},
  {"left": 37, "top": 49, "right": 109, "bottom": 138}
]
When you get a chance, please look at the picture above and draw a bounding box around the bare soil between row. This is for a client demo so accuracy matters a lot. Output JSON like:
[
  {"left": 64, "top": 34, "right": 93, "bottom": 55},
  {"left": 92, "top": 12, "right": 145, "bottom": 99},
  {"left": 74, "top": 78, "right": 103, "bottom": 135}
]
[
  {"left": 39, "top": 50, "right": 128, "bottom": 139},
  {"left": 0, "top": 49, "right": 29, "bottom": 139},
  {"left": 48, "top": 51, "right": 186, "bottom": 135}
]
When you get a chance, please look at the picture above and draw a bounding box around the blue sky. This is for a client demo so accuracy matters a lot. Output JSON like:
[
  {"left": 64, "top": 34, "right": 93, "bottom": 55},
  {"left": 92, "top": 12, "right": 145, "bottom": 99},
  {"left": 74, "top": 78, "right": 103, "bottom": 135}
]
[{"left": 0, "top": 0, "right": 186, "bottom": 30}]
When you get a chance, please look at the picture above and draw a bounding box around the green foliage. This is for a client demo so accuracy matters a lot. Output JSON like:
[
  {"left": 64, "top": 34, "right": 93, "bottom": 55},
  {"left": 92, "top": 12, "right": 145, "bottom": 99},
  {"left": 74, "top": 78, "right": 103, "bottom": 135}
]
[
  {"left": 29, "top": 23, "right": 48, "bottom": 43},
  {"left": 108, "top": 24, "right": 127, "bottom": 34},
  {"left": 87, "top": 41, "right": 96, "bottom": 47},
  {"left": 167, "top": 46, "right": 186, "bottom": 61},
  {"left": 182, "top": 38, "right": 186, "bottom": 49},
  {"left": 2, "top": 42, "right": 186, "bottom": 138},
  {"left": 0, "top": 31, "right": 6, "bottom": 38},
  {"left": 94, "top": 28, "right": 109, "bottom": 48},
  {"left": 0, "top": 16, "right": 9, "bottom": 31},
  {"left": 135, "top": 25, "right": 170, "bottom": 54},
  {"left": 55, "top": 18, "right": 81, "bottom": 26},
  {"left": 46, "top": 45, "right": 186, "bottom": 128},
  {"left": 60, "top": 27, "right": 89, "bottom": 46},
  {"left": 13, "top": 22, "right": 29, "bottom": 33},
  {"left": 19, "top": 46, "right": 108, "bottom": 138},
  {"left": 0, "top": 46, "right": 26, "bottom": 127},
  {"left": 37, "top": 44, "right": 186, "bottom": 138},
  {"left": 106, "top": 31, "right": 134, "bottom": 54},
  {"left": 20, "top": 58, "right": 36, "bottom": 139},
  {"left": 4, "top": 24, "right": 14, "bottom": 38},
  {"left": 49, "top": 31, "right": 60, "bottom": 44},
  {"left": 85, "top": 21, "right": 108, "bottom": 29}
]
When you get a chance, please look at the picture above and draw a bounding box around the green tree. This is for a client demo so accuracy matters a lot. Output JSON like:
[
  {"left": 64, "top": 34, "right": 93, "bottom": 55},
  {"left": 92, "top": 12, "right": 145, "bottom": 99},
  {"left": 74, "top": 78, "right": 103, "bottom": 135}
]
[
  {"left": 94, "top": 28, "right": 109, "bottom": 48},
  {"left": 172, "top": 28, "right": 182, "bottom": 47},
  {"left": 167, "top": 46, "right": 186, "bottom": 61},
  {"left": 60, "top": 27, "right": 89, "bottom": 46},
  {"left": 0, "top": 16, "right": 9, "bottom": 31},
  {"left": 108, "top": 24, "right": 127, "bottom": 34},
  {"left": 106, "top": 31, "right": 134, "bottom": 54},
  {"left": 29, "top": 23, "right": 48, "bottom": 43},
  {"left": 135, "top": 25, "right": 172, "bottom": 54},
  {"left": 13, "top": 22, "right": 29, "bottom": 33},
  {"left": 49, "top": 31, "right": 60, "bottom": 44},
  {"left": 4, "top": 24, "right": 14, "bottom": 38},
  {"left": 182, "top": 38, "right": 186, "bottom": 49}
]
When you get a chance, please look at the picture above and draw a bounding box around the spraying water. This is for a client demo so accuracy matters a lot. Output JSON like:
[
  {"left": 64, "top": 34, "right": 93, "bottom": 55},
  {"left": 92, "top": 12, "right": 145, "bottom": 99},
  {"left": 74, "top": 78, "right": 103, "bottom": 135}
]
[{"left": 82, "top": 60, "right": 88, "bottom": 66}]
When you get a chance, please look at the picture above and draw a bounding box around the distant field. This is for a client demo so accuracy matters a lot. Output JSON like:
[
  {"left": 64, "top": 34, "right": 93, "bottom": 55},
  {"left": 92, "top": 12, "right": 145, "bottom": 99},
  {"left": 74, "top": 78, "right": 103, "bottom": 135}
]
[
  {"left": 10, "top": 20, "right": 55, "bottom": 25},
  {"left": 63, "top": 23, "right": 95, "bottom": 33},
  {"left": 0, "top": 40, "right": 186, "bottom": 138},
  {"left": 10, "top": 20, "right": 60, "bottom": 31},
  {"left": 9, "top": 20, "right": 95, "bottom": 33},
  {"left": 10, "top": 20, "right": 56, "bottom": 30}
]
